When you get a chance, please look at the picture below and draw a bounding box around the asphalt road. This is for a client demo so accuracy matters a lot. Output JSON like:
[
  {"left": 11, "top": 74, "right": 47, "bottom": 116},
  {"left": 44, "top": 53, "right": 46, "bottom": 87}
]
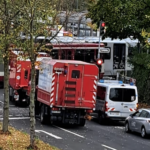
[{"left": 0, "top": 89, "right": 150, "bottom": 150}]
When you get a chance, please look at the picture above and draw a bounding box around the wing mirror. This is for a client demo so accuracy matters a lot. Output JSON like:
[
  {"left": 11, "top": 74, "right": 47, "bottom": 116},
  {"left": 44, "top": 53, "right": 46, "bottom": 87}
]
[{"left": 130, "top": 114, "right": 133, "bottom": 118}]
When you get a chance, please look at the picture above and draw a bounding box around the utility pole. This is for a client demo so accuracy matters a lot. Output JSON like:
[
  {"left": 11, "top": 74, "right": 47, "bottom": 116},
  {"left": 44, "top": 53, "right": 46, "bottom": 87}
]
[{"left": 98, "top": 20, "right": 102, "bottom": 59}]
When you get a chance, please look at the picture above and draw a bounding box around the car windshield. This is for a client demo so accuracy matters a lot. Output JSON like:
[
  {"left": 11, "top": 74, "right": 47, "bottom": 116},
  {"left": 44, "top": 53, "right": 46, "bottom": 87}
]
[{"left": 109, "top": 88, "right": 136, "bottom": 102}]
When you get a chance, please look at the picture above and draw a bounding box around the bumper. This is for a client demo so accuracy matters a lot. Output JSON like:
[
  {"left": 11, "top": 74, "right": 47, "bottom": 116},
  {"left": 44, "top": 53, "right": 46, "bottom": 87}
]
[
  {"left": 106, "top": 117, "right": 126, "bottom": 121},
  {"left": 105, "top": 112, "right": 126, "bottom": 121}
]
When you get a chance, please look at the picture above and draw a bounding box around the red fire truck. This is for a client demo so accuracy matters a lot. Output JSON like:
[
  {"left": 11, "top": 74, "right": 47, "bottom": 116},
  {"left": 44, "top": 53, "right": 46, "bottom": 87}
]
[
  {"left": 45, "top": 42, "right": 105, "bottom": 78},
  {"left": 9, "top": 50, "right": 49, "bottom": 106},
  {"left": 0, "top": 42, "right": 105, "bottom": 88},
  {"left": 34, "top": 58, "right": 99, "bottom": 126}
]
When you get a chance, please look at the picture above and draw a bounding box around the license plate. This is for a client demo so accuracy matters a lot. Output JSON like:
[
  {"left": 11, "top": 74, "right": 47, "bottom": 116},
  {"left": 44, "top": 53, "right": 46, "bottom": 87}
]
[{"left": 110, "top": 112, "right": 120, "bottom": 116}]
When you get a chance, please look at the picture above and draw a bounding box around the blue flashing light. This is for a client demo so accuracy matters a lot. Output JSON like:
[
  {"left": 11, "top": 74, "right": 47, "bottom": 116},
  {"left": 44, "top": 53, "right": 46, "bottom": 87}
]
[
  {"left": 130, "top": 82, "right": 134, "bottom": 86},
  {"left": 119, "top": 81, "right": 123, "bottom": 84},
  {"left": 99, "top": 79, "right": 104, "bottom": 83}
]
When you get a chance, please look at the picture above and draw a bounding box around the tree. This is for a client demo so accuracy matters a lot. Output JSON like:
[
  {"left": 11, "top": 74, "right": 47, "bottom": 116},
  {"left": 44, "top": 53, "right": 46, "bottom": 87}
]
[
  {"left": 15, "top": 0, "right": 59, "bottom": 148},
  {"left": 128, "top": 16, "right": 150, "bottom": 104},
  {"left": 88, "top": 0, "right": 150, "bottom": 42},
  {"left": 0, "top": 0, "right": 22, "bottom": 133}
]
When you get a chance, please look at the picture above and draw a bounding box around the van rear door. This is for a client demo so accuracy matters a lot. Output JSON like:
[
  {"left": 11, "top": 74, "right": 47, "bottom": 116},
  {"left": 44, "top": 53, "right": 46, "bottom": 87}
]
[
  {"left": 121, "top": 88, "right": 137, "bottom": 117},
  {"left": 109, "top": 88, "right": 137, "bottom": 117}
]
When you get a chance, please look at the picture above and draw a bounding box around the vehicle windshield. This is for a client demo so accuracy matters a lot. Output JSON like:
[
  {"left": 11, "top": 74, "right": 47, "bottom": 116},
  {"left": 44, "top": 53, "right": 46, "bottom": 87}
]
[{"left": 109, "top": 88, "right": 136, "bottom": 102}]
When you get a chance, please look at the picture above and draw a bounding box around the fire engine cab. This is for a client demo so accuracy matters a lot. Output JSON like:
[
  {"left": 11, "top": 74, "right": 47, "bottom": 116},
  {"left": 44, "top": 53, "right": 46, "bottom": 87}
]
[
  {"left": 9, "top": 51, "right": 48, "bottom": 106},
  {"left": 95, "top": 80, "right": 138, "bottom": 124},
  {"left": 34, "top": 58, "right": 99, "bottom": 126}
]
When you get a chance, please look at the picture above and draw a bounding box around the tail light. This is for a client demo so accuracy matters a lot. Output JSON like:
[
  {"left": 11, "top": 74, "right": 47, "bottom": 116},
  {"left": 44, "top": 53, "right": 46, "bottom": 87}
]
[
  {"left": 105, "top": 102, "right": 108, "bottom": 111},
  {"left": 14, "top": 90, "right": 18, "bottom": 95},
  {"left": 97, "top": 59, "right": 103, "bottom": 65},
  {"left": 135, "top": 103, "right": 139, "bottom": 110}
]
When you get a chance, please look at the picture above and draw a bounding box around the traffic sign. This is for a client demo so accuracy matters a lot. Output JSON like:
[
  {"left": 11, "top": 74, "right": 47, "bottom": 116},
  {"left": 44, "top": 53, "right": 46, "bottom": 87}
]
[{"left": 99, "top": 48, "right": 110, "bottom": 53}]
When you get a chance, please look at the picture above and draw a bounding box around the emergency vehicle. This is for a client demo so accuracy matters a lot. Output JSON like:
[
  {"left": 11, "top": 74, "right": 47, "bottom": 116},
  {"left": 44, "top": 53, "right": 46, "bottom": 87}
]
[
  {"left": 95, "top": 80, "right": 138, "bottom": 124},
  {"left": 34, "top": 58, "right": 99, "bottom": 126},
  {"left": 9, "top": 50, "right": 49, "bottom": 106}
]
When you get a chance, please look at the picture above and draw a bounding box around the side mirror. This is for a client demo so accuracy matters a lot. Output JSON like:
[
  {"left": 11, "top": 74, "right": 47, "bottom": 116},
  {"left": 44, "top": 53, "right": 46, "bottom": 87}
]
[{"left": 130, "top": 114, "right": 133, "bottom": 117}]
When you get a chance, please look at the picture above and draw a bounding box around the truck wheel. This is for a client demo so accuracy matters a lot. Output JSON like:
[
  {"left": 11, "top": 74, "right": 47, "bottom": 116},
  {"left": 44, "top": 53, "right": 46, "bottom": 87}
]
[
  {"left": 15, "top": 101, "right": 19, "bottom": 106},
  {"left": 26, "top": 97, "right": 30, "bottom": 107},
  {"left": 79, "top": 118, "right": 86, "bottom": 126},
  {"left": 98, "top": 113, "right": 105, "bottom": 124},
  {"left": 40, "top": 105, "right": 47, "bottom": 124},
  {"left": 9, "top": 96, "right": 13, "bottom": 101}
]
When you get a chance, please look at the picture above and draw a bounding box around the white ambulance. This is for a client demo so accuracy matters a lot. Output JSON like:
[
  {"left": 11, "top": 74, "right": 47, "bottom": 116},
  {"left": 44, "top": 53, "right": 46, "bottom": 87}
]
[{"left": 95, "top": 80, "right": 138, "bottom": 124}]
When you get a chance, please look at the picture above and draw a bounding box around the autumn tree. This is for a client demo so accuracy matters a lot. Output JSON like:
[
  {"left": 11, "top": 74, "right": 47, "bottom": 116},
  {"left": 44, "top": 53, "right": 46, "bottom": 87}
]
[
  {"left": 0, "top": 0, "right": 23, "bottom": 133},
  {"left": 15, "top": 0, "right": 59, "bottom": 148}
]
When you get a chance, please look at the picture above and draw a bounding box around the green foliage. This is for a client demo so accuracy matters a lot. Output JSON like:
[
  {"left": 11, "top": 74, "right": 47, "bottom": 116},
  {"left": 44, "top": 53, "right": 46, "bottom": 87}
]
[
  {"left": 128, "top": 47, "right": 150, "bottom": 103},
  {"left": 13, "top": 0, "right": 59, "bottom": 60},
  {"left": 88, "top": 0, "right": 150, "bottom": 103},
  {"left": 88, "top": 0, "right": 150, "bottom": 41}
]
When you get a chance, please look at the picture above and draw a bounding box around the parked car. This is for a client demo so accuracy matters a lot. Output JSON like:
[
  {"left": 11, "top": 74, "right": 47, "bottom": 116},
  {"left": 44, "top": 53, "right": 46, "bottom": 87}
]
[{"left": 125, "top": 108, "right": 150, "bottom": 138}]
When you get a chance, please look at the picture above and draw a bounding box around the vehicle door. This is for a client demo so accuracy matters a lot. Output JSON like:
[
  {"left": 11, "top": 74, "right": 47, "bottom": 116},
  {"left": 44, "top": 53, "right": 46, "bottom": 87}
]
[
  {"left": 96, "top": 86, "right": 106, "bottom": 112},
  {"left": 20, "top": 62, "right": 30, "bottom": 87},
  {"left": 121, "top": 88, "right": 137, "bottom": 118},
  {"left": 64, "top": 64, "right": 83, "bottom": 107},
  {"left": 109, "top": 88, "right": 123, "bottom": 116},
  {"left": 135, "top": 110, "right": 149, "bottom": 133},
  {"left": 129, "top": 110, "right": 141, "bottom": 131}
]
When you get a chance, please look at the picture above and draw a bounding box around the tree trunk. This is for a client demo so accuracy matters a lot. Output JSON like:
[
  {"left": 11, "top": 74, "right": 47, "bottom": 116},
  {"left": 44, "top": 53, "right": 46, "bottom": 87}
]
[
  {"left": 29, "top": 62, "right": 36, "bottom": 147},
  {"left": 2, "top": 56, "right": 9, "bottom": 132}
]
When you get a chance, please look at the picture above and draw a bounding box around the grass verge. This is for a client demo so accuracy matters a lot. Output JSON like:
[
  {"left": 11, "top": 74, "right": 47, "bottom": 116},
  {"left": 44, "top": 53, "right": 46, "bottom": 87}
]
[{"left": 0, "top": 122, "right": 59, "bottom": 150}]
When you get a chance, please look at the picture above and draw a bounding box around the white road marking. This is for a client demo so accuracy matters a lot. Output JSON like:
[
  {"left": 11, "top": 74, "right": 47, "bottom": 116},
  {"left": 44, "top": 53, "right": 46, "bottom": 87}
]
[
  {"left": 54, "top": 125, "right": 85, "bottom": 138},
  {"left": 35, "top": 130, "right": 62, "bottom": 139},
  {"left": 102, "top": 144, "right": 117, "bottom": 150},
  {"left": 0, "top": 117, "right": 30, "bottom": 120}
]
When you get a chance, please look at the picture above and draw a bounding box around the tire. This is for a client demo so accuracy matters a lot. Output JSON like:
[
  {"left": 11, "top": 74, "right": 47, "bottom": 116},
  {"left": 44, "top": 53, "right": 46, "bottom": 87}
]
[
  {"left": 125, "top": 122, "right": 131, "bottom": 133},
  {"left": 26, "top": 97, "right": 30, "bottom": 107},
  {"left": 15, "top": 100, "right": 19, "bottom": 106},
  {"left": 40, "top": 105, "right": 47, "bottom": 124},
  {"left": 9, "top": 96, "right": 13, "bottom": 101},
  {"left": 79, "top": 118, "right": 86, "bottom": 126},
  {"left": 141, "top": 127, "right": 147, "bottom": 138},
  {"left": 98, "top": 113, "right": 105, "bottom": 124}
]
